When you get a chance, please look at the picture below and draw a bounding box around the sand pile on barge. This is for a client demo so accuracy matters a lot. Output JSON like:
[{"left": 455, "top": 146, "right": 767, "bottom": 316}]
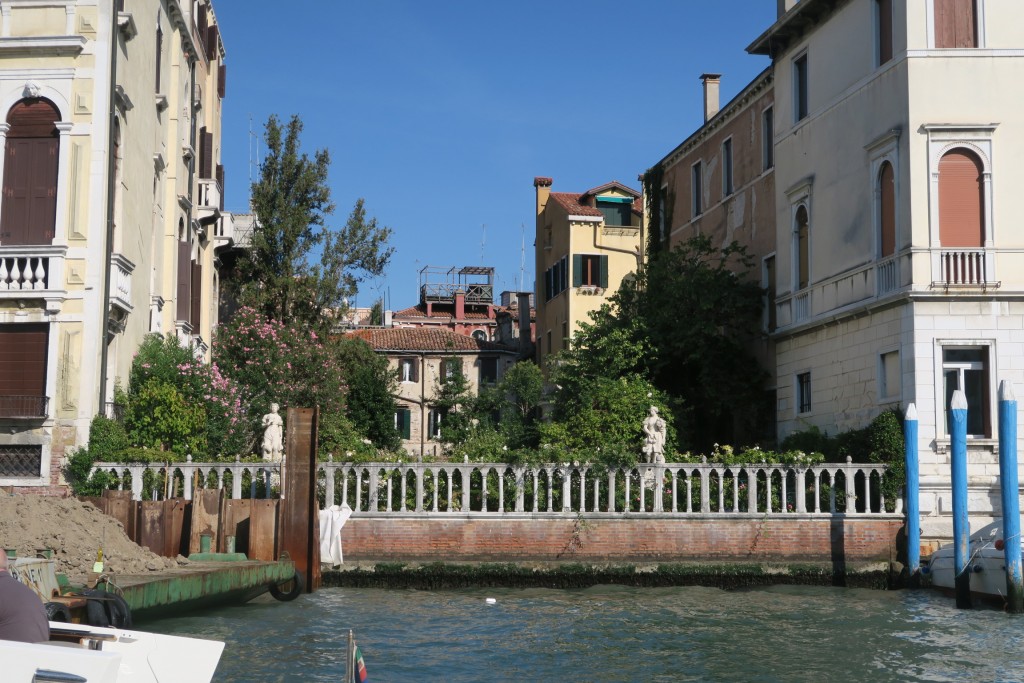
[{"left": 0, "top": 493, "right": 178, "bottom": 584}]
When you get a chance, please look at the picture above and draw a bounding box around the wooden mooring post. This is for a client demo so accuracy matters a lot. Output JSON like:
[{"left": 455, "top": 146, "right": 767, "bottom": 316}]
[
  {"left": 998, "top": 381, "right": 1024, "bottom": 613},
  {"left": 278, "top": 407, "right": 321, "bottom": 593},
  {"left": 950, "top": 389, "right": 971, "bottom": 609}
]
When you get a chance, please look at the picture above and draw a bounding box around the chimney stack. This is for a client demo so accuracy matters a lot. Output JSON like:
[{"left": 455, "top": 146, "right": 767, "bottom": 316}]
[
  {"left": 455, "top": 290, "right": 466, "bottom": 320},
  {"left": 777, "top": 0, "right": 799, "bottom": 18},
  {"left": 701, "top": 74, "right": 722, "bottom": 123},
  {"left": 517, "top": 292, "right": 532, "bottom": 357}
]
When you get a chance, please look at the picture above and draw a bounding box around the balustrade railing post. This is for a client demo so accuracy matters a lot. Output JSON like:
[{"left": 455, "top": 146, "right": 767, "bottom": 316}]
[
  {"left": 499, "top": 468, "right": 506, "bottom": 513},
  {"left": 461, "top": 467, "right": 471, "bottom": 512},
  {"left": 796, "top": 468, "right": 807, "bottom": 513},
  {"left": 700, "top": 467, "right": 710, "bottom": 513},
  {"left": 481, "top": 467, "right": 489, "bottom": 513},
  {"left": 324, "top": 463, "right": 335, "bottom": 508},
  {"left": 183, "top": 459, "right": 194, "bottom": 501},
  {"left": 232, "top": 458, "right": 243, "bottom": 500},
  {"left": 781, "top": 469, "right": 790, "bottom": 513},
  {"left": 341, "top": 470, "right": 349, "bottom": 507},
  {"left": 130, "top": 466, "right": 144, "bottom": 501},
  {"left": 386, "top": 470, "right": 394, "bottom": 512},
  {"left": 607, "top": 470, "right": 616, "bottom": 512},
  {"left": 624, "top": 470, "right": 632, "bottom": 513},
  {"left": 844, "top": 458, "right": 855, "bottom": 514},
  {"left": 654, "top": 466, "right": 664, "bottom": 513},
  {"left": 355, "top": 470, "right": 363, "bottom": 511},
  {"left": 749, "top": 468, "right": 758, "bottom": 513},
  {"left": 368, "top": 468, "right": 379, "bottom": 512},
  {"left": 515, "top": 468, "right": 525, "bottom": 513}
]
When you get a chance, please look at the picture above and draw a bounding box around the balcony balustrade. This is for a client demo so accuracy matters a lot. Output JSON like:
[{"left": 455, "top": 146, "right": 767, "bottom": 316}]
[{"left": 0, "top": 395, "right": 49, "bottom": 419}]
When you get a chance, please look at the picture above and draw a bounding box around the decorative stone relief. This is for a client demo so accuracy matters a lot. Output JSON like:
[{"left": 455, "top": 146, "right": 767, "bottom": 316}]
[
  {"left": 22, "top": 81, "right": 40, "bottom": 99},
  {"left": 59, "top": 329, "right": 81, "bottom": 414}
]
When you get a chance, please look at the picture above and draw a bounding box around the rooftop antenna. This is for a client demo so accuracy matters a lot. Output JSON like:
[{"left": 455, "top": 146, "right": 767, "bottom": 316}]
[
  {"left": 480, "top": 223, "right": 486, "bottom": 263},
  {"left": 247, "top": 114, "right": 260, "bottom": 211}
]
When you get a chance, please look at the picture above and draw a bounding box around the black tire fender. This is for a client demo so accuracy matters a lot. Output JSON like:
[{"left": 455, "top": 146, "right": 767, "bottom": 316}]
[
  {"left": 44, "top": 601, "right": 71, "bottom": 622},
  {"left": 269, "top": 571, "right": 304, "bottom": 601},
  {"left": 105, "top": 593, "right": 133, "bottom": 629}
]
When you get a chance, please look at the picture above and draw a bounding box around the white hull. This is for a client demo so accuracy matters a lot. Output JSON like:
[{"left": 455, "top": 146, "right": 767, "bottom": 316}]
[
  {"left": 926, "top": 520, "right": 1021, "bottom": 601},
  {"left": 0, "top": 621, "right": 223, "bottom": 682}
]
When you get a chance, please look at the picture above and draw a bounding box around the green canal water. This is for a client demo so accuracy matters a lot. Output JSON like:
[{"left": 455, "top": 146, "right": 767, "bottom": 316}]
[{"left": 151, "top": 585, "right": 1024, "bottom": 682}]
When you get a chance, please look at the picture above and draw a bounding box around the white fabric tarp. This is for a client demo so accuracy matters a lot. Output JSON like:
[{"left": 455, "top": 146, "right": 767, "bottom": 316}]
[{"left": 318, "top": 503, "right": 352, "bottom": 567}]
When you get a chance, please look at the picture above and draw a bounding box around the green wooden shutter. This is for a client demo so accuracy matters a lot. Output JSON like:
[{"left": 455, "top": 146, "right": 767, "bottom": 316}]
[
  {"left": 397, "top": 409, "right": 411, "bottom": 439},
  {"left": 599, "top": 255, "right": 609, "bottom": 288},
  {"left": 572, "top": 254, "right": 583, "bottom": 287}
]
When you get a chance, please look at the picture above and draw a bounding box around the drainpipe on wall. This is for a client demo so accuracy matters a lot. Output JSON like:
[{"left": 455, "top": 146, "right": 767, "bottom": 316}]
[
  {"left": 592, "top": 223, "right": 641, "bottom": 271},
  {"left": 97, "top": 0, "right": 121, "bottom": 414}
]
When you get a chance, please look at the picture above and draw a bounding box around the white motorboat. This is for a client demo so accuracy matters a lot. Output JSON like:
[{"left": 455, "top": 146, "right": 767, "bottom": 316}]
[
  {"left": 925, "top": 520, "right": 1021, "bottom": 602},
  {"left": 0, "top": 621, "right": 224, "bottom": 683}
]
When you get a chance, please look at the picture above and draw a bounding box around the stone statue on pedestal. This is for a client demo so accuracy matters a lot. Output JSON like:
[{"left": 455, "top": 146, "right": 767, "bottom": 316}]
[
  {"left": 642, "top": 405, "right": 666, "bottom": 464},
  {"left": 261, "top": 403, "right": 284, "bottom": 462}
]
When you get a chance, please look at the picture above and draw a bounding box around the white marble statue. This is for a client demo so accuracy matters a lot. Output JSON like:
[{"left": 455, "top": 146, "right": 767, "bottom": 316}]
[
  {"left": 261, "top": 402, "right": 284, "bottom": 462},
  {"left": 642, "top": 405, "right": 666, "bottom": 464}
]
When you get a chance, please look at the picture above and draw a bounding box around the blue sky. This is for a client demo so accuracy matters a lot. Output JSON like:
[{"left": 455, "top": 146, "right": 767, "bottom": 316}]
[{"left": 214, "top": 1, "right": 776, "bottom": 311}]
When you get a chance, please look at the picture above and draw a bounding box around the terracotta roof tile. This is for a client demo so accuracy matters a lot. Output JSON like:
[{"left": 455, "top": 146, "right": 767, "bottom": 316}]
[
  {"left": 392, "top": 303, "right": 494, "bottom": 321},
  {"left": 347, "top": 328, "right": 515, "bottom": 353},
  {"left": 549, "top": 192, "right": 602, "bottom": 217}
]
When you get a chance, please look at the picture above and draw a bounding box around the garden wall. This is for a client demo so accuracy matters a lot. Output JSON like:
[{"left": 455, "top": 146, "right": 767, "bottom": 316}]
[{"left": 340, "top": 515, "right": 903, "bottom": 565}]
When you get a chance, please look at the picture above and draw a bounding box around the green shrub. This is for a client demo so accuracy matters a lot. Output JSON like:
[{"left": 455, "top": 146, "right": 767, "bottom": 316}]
[
  {"left": 86, "top": 415, "right": 129, "bottom": 462},
  {"left": 124, "top": 380, "right": 206, "bottom": 457}
]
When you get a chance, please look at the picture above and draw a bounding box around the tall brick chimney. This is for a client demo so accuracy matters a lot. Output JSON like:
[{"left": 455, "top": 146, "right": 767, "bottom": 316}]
[
  {"left": 701, "top": 73, "right": 722, "bottom": 123},
  {"left": 455, "top": 290, "right": 466, "bottom": 320}
]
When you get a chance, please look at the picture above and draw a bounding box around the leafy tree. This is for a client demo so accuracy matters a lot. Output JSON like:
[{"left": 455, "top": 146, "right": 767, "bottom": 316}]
[
  {"left": 476, "top": 361, "right": 545, "bottom": 449},
  {"left": 124, "top": 381, "right": 206, "bottom": 457},
  {"left": 336, "top": 337, "right": 400, "bottom": 450},
  {"left": 558, "top": 235, "right": 767, "bottom": 451},
  {"left": 235, "top": 114, "right": 393, "bottom": 329},
  {"left": 430, "top": 356, "right": 475, "bottom": 451},
  {"left": 369, "top": 299, "right": 384, "bottom": 326}
]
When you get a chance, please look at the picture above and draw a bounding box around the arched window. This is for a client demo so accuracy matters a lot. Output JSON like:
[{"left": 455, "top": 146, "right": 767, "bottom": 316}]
[
  {"left": 0, "top": 99, "right": 60, "bottom": 245},
  {"left": 879, "top": 161, "right": 896, "bottom": 257},
  {"left": 938, "top": 148, "right": 984, "bottom": 247},
  {"left": 795, "top": 205, "right": 809, "bottom": 289}
]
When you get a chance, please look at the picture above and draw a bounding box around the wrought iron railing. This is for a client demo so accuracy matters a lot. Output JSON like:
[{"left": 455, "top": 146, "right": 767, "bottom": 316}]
[{"left": 0, "top": 395, "right": 49, "bottom": 419}]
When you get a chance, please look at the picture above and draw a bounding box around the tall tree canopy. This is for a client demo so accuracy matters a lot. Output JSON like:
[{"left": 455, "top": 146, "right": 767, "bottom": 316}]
[
  {"left": 555, "top": 235, "right": 768, "bottom": 451},
  {"left": 237, "top": 114, "right": 394, "bottom": 329}
]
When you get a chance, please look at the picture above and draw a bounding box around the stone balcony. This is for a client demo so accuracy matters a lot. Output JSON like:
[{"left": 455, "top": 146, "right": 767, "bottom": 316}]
[{"left": 0, "top": 245, "right": 66, "bottom": 310}]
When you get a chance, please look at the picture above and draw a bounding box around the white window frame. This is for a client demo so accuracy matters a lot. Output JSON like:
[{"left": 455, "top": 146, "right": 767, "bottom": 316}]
[
  {"left": 399, "top": 358, "right": 417, "bottom": 383},
  {"left": 785, "top": 176, "right": 814, "bottom": 294},
  {"left": 934, "top": 339, "right": 995, "bottom": 439},
  {"left": 792, "top": 49, "right": 809, "bottom": 124},
  {"left": 795, "top": 371, "right": 812, "bottom": 416},
  {"left": 865, "top": 128, "right": 901, "bottom": 260},
  {"left": 926, "top": 0, "right": 986, "bottom": 50}
]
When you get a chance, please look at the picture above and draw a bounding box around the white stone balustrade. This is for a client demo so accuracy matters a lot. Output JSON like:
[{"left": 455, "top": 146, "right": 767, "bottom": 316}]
[
  {"left": 0, "top": 254, "right": 48, "bottom": 290},
  {"left": 90, "top": 459, "right": 897, "bottom": 517}
]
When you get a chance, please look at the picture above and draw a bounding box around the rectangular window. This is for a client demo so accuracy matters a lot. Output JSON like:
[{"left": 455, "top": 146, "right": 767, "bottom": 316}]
[
  {"left": 441, "top": 358, "right": 463, "bottom": 383},
  {"left": 0, "top": 324, "right": 48, "bottom": 418},
  {"left": 427, "top": 409, "right": 444, "bottom": 439},
  {"left": 722, "top": 138, "right": 734, "bottom": 197},
  {"left": 399, "top": 358, "right": 418, "bottom": 383},
  {"left": 155, "top": 25, "right": 163, "bottom": 93},
  {"left": 797, "top": 372, "right": 812, "bottom": 414},
  {"left": 544, "top": 255, "right": 570, "bottom": 301},
  {"left": 794, "top": 53, "right": 809, "bottom": 122},
  {"left": 596, "top": 198, "right": 632, "bottom": 227},
  {"left": 479, "top": 357, "right": 498, "bottom": 385},
  {"left": 880, "top": 350, "right": 901, "bottom": 400},
  {"left": 692, "top": 161, "right": 703, "bottom": 217},
  {"left": 573, "top": 254, "right": 607, "bottom": 288},
  {"left": 395, "top": 408, "right": 411, "bottom": 440},
  {"left": 762, "top": 107, "right": 774, "bottom": 171},
  {"left": 935, "top": 0, "right": 977, "bottom": 48},
  {"left": 942, "top": 346, "right": 989, "bottom": 437},
  {"left": 877, "top": 0, "right": 893, "bottom": 65},
  {"left": 0, "top": 445, "right": 43, "bottom": 478}
]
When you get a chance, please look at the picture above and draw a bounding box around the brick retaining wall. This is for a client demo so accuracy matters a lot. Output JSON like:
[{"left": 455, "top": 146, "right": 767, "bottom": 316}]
[{"left": 341, "top": 516, "right": 903, "bottom": 564}]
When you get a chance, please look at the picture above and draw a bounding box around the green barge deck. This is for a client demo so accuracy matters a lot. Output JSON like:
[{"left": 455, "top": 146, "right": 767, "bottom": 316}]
[{"left": 113, "top": 559, "right": 296, "bottom": 621}]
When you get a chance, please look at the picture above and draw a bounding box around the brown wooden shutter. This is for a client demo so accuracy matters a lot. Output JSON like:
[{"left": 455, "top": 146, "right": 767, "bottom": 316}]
[
  {"left": 1, "top": 101, "right": 59, "bottom": 245},
  {"left": 939, "top": 150, "right": 983, "bottom": 247},
  {"left": 0, "top": 324, "right": 47, "bottom": 399},
  {"left": 176, "top": 240, "right": 191, "bottom": 322},
  {"left": 216, "top": 164, "right": 225, "bottom": 210},
  {"left": 935, "top": 0, "right": 976, "bottom": 48},
  {"left": 206, "top": 25, "right": 219, "bottom": 61},
  {"left": 200, "top": 129, "right": 214, "bottom": 179},
  {"left": 190, "top": 261, "right": 202, "bottom": 328},
  {"left": 880, "top": 162, "right": 896, "bottom": 256},
  {"left": 878, "top": 0, "right": 893, "bottom": 63},
  {"left": 217, "top": 64, "right": 226, "bottom": 99}
]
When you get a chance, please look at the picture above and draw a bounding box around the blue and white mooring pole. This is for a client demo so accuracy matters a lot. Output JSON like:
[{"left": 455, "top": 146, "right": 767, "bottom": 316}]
[
  {"left": 998, "top": 380, "right": 1023, "bottom": 613},
  {"left": 950, "top": 389, "right": 972, "bottom": 609},
  {"left": 904, "top": 403, "right": 920, "bottom": 583}
]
